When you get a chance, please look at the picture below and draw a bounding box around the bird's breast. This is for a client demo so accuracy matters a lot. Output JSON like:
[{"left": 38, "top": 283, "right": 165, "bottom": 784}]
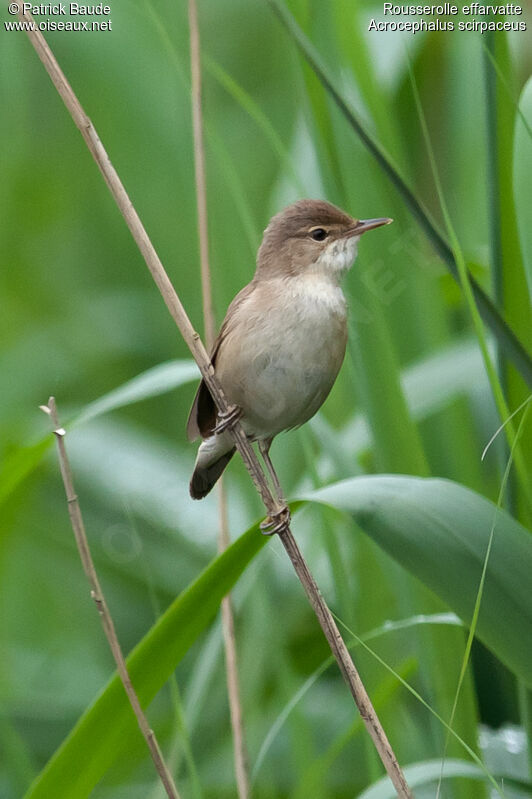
[{"left": 215, "top": 277, "right": 348, "bottom": 437}]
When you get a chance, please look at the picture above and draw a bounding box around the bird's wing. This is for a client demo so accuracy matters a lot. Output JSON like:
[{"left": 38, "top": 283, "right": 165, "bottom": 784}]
[
  {"left": 186, "top": 282, "right": 255, "bottom": 441},
  {"left": 186, "top": 334, "right": 223, "bottom": 442}
]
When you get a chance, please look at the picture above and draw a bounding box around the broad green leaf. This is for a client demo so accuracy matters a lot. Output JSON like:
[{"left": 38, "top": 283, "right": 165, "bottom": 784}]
[
  {"left": 514, "top": 76, "right": 532, "bottom": 301},
  {"left": 0, "top": 361, "right": 199, "bottom": 512},
  {"left": 306, "top": 476, "right": 532, "bottom": 687},
  {"left": 74, "top": 359, "right": 199, "bottom": 426},
  {"left": 24, "top": 527, "right": 267, "bottom": 799},
  {"left": 357, "top": 758, "right": 526, "bottom": 799}
]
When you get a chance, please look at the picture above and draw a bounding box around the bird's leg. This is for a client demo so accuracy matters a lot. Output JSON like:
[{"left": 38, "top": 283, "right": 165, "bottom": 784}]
[
  {"left": 258, "top": 438, "right": 290, "bottom": 536},
  {"left": 213, "top": 404, "right": 243, "bottom": 435},
  {"left": 258, "top": 438, "right": 284, "bottom": 503}
]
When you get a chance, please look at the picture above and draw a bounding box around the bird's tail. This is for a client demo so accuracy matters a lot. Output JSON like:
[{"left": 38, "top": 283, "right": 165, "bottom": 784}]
[{"left": 189, "top": 432, "right": 236, "bottom": 499}]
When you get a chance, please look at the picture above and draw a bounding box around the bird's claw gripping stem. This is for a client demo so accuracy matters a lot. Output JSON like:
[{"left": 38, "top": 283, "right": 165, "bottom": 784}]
[
  {"left": 260, "top": 505, "right": 291, "bottom": 536},
  {"left": 213, "top": 405, "right": 243, "bottom": 435}
]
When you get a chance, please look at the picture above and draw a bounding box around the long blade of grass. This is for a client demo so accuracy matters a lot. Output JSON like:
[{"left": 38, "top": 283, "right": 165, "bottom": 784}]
[
  {"left": 483, "top": 45, "right": 532, "bottom": 142},
  {"left": 0, "top": 361, "right": 200, "bottom": 513},
  {"left": 203, "top": 56, "right": 307, "bottom": 197},
  {"left": 514, "top": 76, "right": 532, "bottom": 298},
  {"left": 74, "top": 360, "right": 199, "bottom": 426},
  {"left": 266, "top": 0, "right": 532, "bottom": 390}
]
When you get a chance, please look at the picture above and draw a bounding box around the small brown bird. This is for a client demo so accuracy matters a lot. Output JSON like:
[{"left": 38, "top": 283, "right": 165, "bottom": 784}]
[{"left": 187, "top": 199, "right": 392, "bottom": 504}]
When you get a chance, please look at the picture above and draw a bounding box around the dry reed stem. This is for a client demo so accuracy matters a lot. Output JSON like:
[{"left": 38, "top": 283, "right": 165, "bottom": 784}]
[
  {"left": 188, "top": 1, "right": 250, "bottom": 795},
  {"left": 40, "top": 398, "right": 180, "bottom": 799},
  {"left": 24, "top": 14, "right": 412, "bottom": 797},
  {"left": 218, "top": 491, "right": 251, "bottom": 798},
  {"left": 188, "top": 0, "right": 215, "bottom": 353}
]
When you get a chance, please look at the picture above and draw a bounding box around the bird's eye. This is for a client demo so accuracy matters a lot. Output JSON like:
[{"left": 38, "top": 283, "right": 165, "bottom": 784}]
[{"left": 310, "top": 227, "right": 328, "bottom": 241}]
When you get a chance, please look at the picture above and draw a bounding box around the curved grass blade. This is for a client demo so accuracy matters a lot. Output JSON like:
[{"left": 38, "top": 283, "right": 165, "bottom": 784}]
[
  {"left": 74, "top": 360, "right": 199, "bottom": 426},
  {"left": 483, "top": 45, "right": 532, "bottom": 142},
  {"left": 358, "top": 758, "right": 532, "bottom": 799},
  {"left": 23, "top": 527, "right": 267, "bottom": 799},
  {"left": 266, "top": 0, "right": 532, "bottom": 389},
  {"left": 0, "top": 362, "right": 199, "bottom": 513},
  {"left": 514, "top": 76, "right": 532, "bottom": 299}
]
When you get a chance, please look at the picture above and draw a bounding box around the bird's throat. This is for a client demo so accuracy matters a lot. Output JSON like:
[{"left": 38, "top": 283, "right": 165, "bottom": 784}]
[{"left": 314, "top": 235, "right": 359, "bottom": 278}]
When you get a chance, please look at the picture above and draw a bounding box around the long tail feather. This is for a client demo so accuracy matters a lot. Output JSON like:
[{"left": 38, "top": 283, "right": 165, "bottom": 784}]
[{"left": 190, "top": 448, "right": 236, "bottom": 499}]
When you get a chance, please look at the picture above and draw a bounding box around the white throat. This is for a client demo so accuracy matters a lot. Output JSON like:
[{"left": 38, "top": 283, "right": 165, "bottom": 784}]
[
  {"left": 279, "top": 236, "right": 358, "bottom": 314},
  {"left": 313, "top": 235, "right": 359, "bottom": 279}
]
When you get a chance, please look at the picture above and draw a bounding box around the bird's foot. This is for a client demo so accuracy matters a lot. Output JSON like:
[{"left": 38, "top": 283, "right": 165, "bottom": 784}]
[
  {"left": 260, "top": 505, "right": 291, "bottom": 536},
  {"left": 213, "top": 405, "right": 243, "bottom": 435}
]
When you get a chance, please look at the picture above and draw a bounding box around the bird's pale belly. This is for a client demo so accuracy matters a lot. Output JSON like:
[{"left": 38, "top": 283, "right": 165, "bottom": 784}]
[{"left": 216, "top": 299, "right": 347, "bottom": 439}]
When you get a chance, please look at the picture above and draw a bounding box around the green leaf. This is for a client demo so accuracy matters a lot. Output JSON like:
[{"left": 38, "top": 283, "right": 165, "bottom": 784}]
[
  {"left": 514, "top": 75, "right": 532, "bottom": 301},
  {"left": 24, "top": 527, "right": 267, "bottom": 799},
  {"left": 0, "top": 438, "right": 51, "bottom": 509},
  {"left": 74, "top": 359, "right": 199, "bottom": 426},
  {"left": 484, "top": 37, "right": 532, "bottom": 520},
  {"left": 358, "top": 758, "right": 529, "bottom": 799},
  {"left": 305, "top": 476, "right": 532, "bottom": 687},
  {"left": 0, "top": 361, "right": 200, "bottom": 512}
]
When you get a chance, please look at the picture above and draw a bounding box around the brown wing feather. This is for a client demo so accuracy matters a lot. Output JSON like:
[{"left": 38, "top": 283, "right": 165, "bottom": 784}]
[
  {"left": 186, "top": 332, "right": 224, "bottom": 441},
  {"left": 186, "top": 282, "right": 255, "bottom": 442}
]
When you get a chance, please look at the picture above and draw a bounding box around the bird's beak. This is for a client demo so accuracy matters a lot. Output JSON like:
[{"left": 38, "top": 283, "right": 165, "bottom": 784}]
[{"left": 342, "top": 217, "right": 393, "bottom": 238}]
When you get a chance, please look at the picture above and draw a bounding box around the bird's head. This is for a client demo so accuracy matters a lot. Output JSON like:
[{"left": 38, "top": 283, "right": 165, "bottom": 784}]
[{"left": 256, "top": 199, "right": 392, "bottom": 281}]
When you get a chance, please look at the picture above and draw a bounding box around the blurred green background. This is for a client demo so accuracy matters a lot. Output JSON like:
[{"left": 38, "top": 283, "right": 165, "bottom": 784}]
[{"left": 1, "top": 0, "right": 532, "bottom": 797}]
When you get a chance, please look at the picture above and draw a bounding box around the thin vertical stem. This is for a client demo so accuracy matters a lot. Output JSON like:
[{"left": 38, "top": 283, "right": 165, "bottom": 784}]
[
  {"left": 41, "top": 398, "right": 180, "bottom": 799},
  {"left": 188, "top": 2, "right": 250, "bottom": 796},
  {"left": 219, "top": 485, "right": 251, "bottom": 799},
  {"left": 189, "top": 0, "right": 215, "bottom": 351}
]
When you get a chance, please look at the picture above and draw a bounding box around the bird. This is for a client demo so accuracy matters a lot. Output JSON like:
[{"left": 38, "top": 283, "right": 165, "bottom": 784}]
[{"left": 187, "top": 199, "right": 392, "bottom": 516}]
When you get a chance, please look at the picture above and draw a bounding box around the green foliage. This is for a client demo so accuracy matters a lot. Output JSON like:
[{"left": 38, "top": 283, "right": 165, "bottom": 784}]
[
  {"left": 25, "top": 472, "right": 532, "bottom": 798},
  {"left": 358, "top": 758, "right": 532, "bottom": 799},
  {"left": 514, "top": 77, "right": 532, "bottom": 301},
  {"left": 23, "top": 527, "right": 266, "bottom": 799},
  {"left": 308, "top": 476, "right": 532, "bottom": 688},
  {"left": 2, "top": 1, "right": 531, "bottom": 797}
]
